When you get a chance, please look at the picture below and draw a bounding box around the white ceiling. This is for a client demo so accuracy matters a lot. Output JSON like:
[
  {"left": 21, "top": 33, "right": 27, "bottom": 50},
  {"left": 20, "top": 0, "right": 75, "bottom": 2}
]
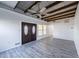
[{"left": 0, "top": 1, "right": 18, "bottom": 8}]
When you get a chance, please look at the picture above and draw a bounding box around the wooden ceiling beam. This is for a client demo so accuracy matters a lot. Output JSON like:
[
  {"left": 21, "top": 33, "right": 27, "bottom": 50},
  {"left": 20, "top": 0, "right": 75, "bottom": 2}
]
[
  {"left": 47, "top": 1, "right": 78, "bottom": 14},
  {"left": 46, "top": 1, "right": 62, "bottom": 9},
  {"left": 50, "top": 14, "right": 74, "bottom": 20},
  {"left": 42, "top": 7, "right": 76, "bottom": 19},
  {"left": 47, "top": 12, "right": 75, "bottom": 20},
  {"left": 24, "top": 1, "right": 40, "bottom": 13},
  {"left": 47, "top": 15, "right": 74, "bottom": 22},
  {"left": 45, "top": 10, "right": 75, "bottom": 19},
  {"left": 47, "top": 14, "right": 75, "bottom": 21}
]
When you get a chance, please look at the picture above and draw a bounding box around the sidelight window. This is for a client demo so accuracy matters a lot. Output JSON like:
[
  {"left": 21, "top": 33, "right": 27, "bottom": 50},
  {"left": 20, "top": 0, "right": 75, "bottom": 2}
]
[{"left": 38, "top": 25, "right": 47, "bottom": 36}]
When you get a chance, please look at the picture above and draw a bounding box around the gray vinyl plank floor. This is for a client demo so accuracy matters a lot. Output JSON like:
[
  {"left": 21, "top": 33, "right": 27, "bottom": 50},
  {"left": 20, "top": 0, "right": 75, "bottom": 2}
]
[{"left": 0, "top": 37, "right": 78, "bottom": 58}]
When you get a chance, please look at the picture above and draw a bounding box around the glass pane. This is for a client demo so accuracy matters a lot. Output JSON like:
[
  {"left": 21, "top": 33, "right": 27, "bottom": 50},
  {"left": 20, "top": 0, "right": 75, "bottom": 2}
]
[
  {"left": 38, "top": 25, "right": 43, "bottom": 36},
  {"left": 32, "top": 26, "right": 35, "bottom": 34},
  {"left": 38, "top": 25, "right": 42, "bottom": 30},
  {"left": 43, "top": 25, "right": 46, "bottom": 35},
  {"left": 24, "top": 25, "right": 28, "bottom": 35}
]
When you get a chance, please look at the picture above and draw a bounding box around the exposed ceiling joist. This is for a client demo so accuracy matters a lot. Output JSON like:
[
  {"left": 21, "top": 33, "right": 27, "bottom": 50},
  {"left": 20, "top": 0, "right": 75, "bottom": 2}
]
[
  {"left": 50, "top": 14, "right": 74, "bottom": 20},
  {"left": 47, "top": 14, "right": 74, "bottom": 22},
  {"left": 46, "top": 1, "right": 62, "bottom": 9},
  {"left": 45, "top": 12, "right": 75, "bottom": 21},
  {"left": 47, "top": 12, "right": 75, "bottom": 20},
  {"left": 42, "top": 7, "right": 76, "bottom": 19},
  {"left": 45, "top": 10, "right": 75, "bottom": 19},
  {"left": 47, "top": 13, "right": 75, "bottom": 21},
  {"left": 12, "top": 1, "right": 78, "bottom": 22},
  {"left": 24, "top": 1, "right": 40, "bottom": 13},
  {"left": 47, "top": 1, "right": 78, "bottom": 14}
]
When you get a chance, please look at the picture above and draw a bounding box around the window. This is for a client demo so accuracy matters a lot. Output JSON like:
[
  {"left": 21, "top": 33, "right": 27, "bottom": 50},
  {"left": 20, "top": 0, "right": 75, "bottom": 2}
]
[
  {"left": 38, "top": 25, "right": 43, "bottom": 36},
  {"left": 43, "top": 25, "right": 46, "bottom": 35},
  {"left": 38, "top": 25, "right": 47, "bottom": 36}
]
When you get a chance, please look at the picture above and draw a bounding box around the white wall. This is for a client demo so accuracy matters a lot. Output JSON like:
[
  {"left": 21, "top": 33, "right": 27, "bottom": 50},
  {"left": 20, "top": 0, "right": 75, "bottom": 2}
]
[
  {"left": 0, "top": 8, "right": 47, "bottom": 52},
  {"left": 47, "top": 17, "right": 74, "bottom": 41},
  {"left": 74, "top": 3, "right": 79, "bottom": 56},
  {"left": 47, "top": 23, "right": 54, "bottom": 36}
]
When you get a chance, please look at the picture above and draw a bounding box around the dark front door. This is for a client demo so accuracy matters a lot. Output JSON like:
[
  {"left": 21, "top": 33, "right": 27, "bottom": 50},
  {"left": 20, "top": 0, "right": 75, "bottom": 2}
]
[{"left": 22, "top": 22, "right": 37, "bottom": 44}]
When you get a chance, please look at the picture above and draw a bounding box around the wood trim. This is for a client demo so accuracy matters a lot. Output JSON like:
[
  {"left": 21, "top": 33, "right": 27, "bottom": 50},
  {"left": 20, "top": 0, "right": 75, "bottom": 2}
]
[
  {"left": 47, "top": 2, "right": 78, "bottom": 14},
  {"left": 46, "top": 1, "right": 62, "bottom": 9},
  {"left": 24, "top": 1, "right": 40, "bottom": 13},
  {"left": 43, "top": 7, "right": 76, "bottom": 19}
]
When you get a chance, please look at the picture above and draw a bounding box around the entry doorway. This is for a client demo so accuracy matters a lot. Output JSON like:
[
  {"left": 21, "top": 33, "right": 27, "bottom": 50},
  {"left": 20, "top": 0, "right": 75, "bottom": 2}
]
[{"left": 22, "top": 22, "right": 37, "bottom": 44}]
